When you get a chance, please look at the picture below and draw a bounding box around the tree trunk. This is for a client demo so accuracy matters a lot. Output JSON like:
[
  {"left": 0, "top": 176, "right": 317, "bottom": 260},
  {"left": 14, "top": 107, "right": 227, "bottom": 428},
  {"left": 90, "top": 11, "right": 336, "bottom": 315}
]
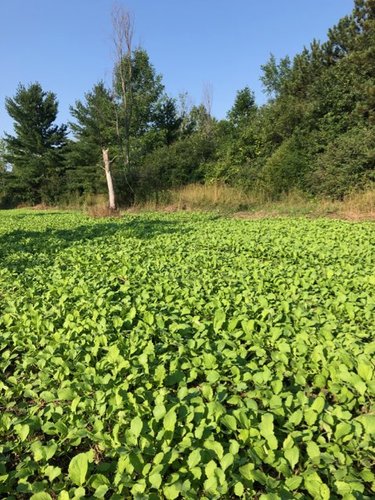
[{"left": 102, "top": 148, "right": 116, "bottom": 210}]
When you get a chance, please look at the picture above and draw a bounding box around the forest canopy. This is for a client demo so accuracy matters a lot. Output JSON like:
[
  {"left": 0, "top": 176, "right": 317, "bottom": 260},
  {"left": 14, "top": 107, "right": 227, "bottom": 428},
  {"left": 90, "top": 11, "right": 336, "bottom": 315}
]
[{"left": 1, "top": 0, "right": 374, "bottom": 208}]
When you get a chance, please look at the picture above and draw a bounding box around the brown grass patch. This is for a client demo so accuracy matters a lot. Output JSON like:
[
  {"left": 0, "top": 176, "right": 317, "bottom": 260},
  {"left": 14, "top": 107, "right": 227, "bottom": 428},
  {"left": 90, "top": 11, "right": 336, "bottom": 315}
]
[{"left": 86, "top": 204, "right": 122, "bottom": 218}]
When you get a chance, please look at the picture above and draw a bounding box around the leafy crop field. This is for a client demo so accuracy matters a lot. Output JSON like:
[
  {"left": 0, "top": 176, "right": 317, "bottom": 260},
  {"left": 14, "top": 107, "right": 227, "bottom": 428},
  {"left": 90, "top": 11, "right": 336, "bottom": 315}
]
[{"left": 0, "top": 211, "right": 374, "bottom": 499}]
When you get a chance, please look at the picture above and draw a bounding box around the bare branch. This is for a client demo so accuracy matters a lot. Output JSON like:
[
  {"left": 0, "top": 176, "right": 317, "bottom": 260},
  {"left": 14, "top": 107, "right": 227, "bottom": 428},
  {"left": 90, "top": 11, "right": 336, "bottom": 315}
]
[
  {"left": 111, "top": 3, "right": 135, "bottom": 168},
  {"left": 111, "top": 3, "right": 134, "bottom": 62},
  {"left": 202, "top": 82, "right": 214, "bottom": 117}
]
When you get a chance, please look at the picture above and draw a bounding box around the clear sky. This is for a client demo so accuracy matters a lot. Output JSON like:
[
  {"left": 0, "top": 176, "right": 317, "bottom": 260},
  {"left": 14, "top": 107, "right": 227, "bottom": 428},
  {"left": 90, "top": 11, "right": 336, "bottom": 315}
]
[{"left": 0, "top": 0, "right": 354, "bottom": 136}]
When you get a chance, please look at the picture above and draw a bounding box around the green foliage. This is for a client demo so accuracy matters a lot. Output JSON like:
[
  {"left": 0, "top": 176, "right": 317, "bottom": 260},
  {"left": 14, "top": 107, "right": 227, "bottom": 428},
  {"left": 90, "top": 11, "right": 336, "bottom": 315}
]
[
  {"left": 135, "top": 133, "right": 215, "bottom": 200},
  {"left": 259, "top": 135, "right": 310, "bottom": 197},
  {"left": 4, "top": 83, "right": 67, "bottom": 204},
  {"left": 114, "top": 48, "right": 165, "bottom": 138},
  {"left": 2, "top": 1, "right": 375, "bottom": 206},
  {"left": 227, "top": 87, "right": 256, "bottom": 126},
  {"left": 0, "top": 211, "right": 374, "bottom": 497},
  {"left": 70, "top": 82, "right": 117, "bottom": 150},
  {"left": 310, "top": 126, "right": 375, "bottom": 198},
  {"left": 260, "top": 54, "right": 292, "bottom": 98}
]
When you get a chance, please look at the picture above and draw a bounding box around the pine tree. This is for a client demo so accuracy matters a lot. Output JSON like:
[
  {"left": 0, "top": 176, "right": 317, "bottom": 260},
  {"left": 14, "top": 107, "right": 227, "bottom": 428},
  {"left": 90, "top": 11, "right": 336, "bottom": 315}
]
[
  {"left": 70, "top": 82, "right": 118, "bottom": 209},
  {"left": 4, "top": 82, "right": 67, "bottom": 204},
  {"left": 227, "top": 87, "right": 257, "bottom": 126}
]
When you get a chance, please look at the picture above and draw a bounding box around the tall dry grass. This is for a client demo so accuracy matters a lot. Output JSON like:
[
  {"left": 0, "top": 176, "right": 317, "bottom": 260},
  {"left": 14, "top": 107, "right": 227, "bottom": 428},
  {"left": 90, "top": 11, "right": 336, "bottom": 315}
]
[
  {"left": 130, "top": 183, "right": 375, "bottom": 220},
  {"left": 60, "top": 183, "right": 374, "bottom": 220},
  {"left": 335, "top": 188, "right": 375, "bottom": 220}
]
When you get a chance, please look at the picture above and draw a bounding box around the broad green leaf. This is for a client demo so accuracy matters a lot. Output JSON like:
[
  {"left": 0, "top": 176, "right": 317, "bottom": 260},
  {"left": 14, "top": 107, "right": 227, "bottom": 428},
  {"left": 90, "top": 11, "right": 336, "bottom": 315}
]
[
  {"left": 153, "top": 404, "right": 166, "bottom": 421},
  {"left": 285, "top": 447, "right": 299, "bottom": 469},
  {"left": 222, "top": 414, "right": 237, "bottom": 431},
  {"left": 149, "top": 473, "right": 162, "bottom": 489},
  {"left": 335, "top": 422, "right": 352, "bottom": 439},
  {"left": 131, "top": 416, "right": 143, "bottom": 438},
  {"left": 204, "top": 439, "right": 224, "bottom": 459},
  {"left": 163, "top": 483, "right": 181, "bottom": 499},
  {"left": 163, "top": 408, "right": 177, "bottom": 432},
  {"left": 356, "top": 414, "right": 375, "bottom": 434},
  {"left": 234, "top": 482, "right": 244, "bottom": 496},
  {"left": 220, "top": 453, "right": 234, "bottom": 471},
  {"left": 15, "top": 423, "right": 30, "bottom": 441},
  {"left": 239, "top": 463, "right": 254, "bottom": 481},
  {"left": 68, "top": 453, "right": 88, "bottom": 486},
  {"left": 285, "top": 476, "right": 302, "bottom": 490},
  {"left": 213, "top": 309, "right": 226, "bottom": 332},
  {"left": 58, "top": 492, "right": 69, "bottom": 500},
  {"left": 288, "top": 409, "right": 303, "bottom": 426},
  {"left": 204, "top": 475, "right": 218, "bottom": 494},
  {"left": 44, "top": 465, "right": 62, "bottom": 481},
  {"left": 260, "top": 413, "right": 274, "bottom": 436},
  {"left": 311, "top": 396, "right": 325, "bottom": 414},
  {"left": 93, "top": 485, "right": 108, "bottom": 499},
  {"left": 306, "top": 441, "right": 320, "bottom": 461},
  {"left": 304, "top": 409, "right": 318, "bottom": 426},
  {"left": 188, "top": 449, "right": 201, "bottom": 469}
]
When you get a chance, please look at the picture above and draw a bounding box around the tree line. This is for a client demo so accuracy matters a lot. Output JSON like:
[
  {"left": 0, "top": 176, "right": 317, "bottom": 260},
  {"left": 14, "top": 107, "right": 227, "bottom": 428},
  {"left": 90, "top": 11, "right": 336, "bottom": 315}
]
[{"left": 0, "top": 0, "right": 374, "bottom": 209}]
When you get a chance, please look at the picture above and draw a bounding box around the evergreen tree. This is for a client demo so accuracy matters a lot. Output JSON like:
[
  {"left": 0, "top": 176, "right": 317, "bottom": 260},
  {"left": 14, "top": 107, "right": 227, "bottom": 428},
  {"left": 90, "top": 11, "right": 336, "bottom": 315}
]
[
  {"left": 227, "top": 87, "right": 256, "bottom": 126},
  {"left": 69, "top": 82, "right": 118, "bottom": 209},
  {"left": 4, "top": 83, "right": 67, "bottom": 204}
]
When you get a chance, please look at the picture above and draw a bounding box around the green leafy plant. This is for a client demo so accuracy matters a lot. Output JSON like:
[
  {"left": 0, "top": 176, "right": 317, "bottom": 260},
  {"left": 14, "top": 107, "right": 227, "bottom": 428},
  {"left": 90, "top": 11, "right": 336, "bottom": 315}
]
[{"left": 0, "top": 210, "right": 374, "bottom": 498}]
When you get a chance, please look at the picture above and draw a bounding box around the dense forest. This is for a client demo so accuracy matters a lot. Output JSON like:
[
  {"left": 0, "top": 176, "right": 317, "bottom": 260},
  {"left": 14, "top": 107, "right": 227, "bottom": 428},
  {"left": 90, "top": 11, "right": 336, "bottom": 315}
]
[{"left": 0, "top": 0, "right": 374, "bottom": 209}]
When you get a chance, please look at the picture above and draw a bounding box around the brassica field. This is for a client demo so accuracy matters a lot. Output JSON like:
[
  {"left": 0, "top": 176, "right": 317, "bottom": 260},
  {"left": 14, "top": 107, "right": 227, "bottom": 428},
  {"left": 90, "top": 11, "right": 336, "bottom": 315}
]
[{"left": 0, "top": 211, "right": 374, "bottom": 499}]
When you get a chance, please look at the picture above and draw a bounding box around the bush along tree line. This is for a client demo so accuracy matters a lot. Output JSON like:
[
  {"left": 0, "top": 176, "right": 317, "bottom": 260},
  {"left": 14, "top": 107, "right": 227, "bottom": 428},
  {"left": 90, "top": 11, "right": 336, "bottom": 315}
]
[{"left": 0, "top": 0, "right": 374, "bottom": 209}]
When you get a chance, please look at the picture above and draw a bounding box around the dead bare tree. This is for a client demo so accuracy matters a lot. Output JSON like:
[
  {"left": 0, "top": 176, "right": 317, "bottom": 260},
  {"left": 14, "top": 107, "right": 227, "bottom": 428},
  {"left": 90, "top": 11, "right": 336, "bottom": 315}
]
[
  {"left": 202, "top": 82, "right": 214, "bottom": 136},
  {"left": 111, "top": 4, "right": 134, "bottom": 168},
  {"left": 202, "top": 82, "right": 213, "bottom": 118}
]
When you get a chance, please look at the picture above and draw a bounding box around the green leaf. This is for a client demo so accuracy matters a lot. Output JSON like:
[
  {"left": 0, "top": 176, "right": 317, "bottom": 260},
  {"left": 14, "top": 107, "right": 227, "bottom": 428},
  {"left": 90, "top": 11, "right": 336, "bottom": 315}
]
[
  {"left": 260, "top": 413, "right": 278, "bottom": 449},
  {"left": 90, "top": 474, "right": 110, "bottom": 489},
  {"left": 311, "top": 396, "right": 325, "bottom": 414},
  {"left": 93, "top": 485, "right": 108, "bottom": 499},
  {"left": 58, "top": 387, "right": 75, "bottom": 400},
  {"left": 44, "top": 465, "right": 62, "bottom": 482},
  {"left": 288, "top": 409, "right": 303, "bottom": 426},
  {"left": 68, "top": 453, "right": 88, "bottom": 486},
  {"left": 214, "top": 309, "right": 226, "bottom": 332},
  {"left": 30, "top": 494, "right": 52, "bottom": 500},
  {"left": 58, "top": 492, "right": 70, "bottom": 500},
  {"left": 239, "top": 463, "right": 254, "bottom": 481},
  {"left": 204, "top": 475, "right": 218, "bottom": 494},
  {"left": 163, "top": 483, "right": 181, "bottom": 499},
  {"left": 260, "top": 413, "right": 274, "bottom": 436},
  {"left": 205, "top": 460, "right": 217, "bottom": 478},
  {"left": 304, "top": 409, "right": 318, "bottom": 426},
  {"left": 153, "top": 404, "right": 166, "bottom": 421},
  {"left": 130, "top": 416, "right": 143, "bottom": 438},
  {"left": 356, "top": 414, "right": 375, "bottom": 434},
  {"left": 15, "top": 423, "right": 30, "bottom": 441},
  {"left": 149, "top": 473, "right": 162, "bottom": 489},
  {"left": 222, "top": 414, "right": 237, "bottom": 431},
  {"left": 285, "top": 446, "right": 299, "bottom": 469},
  {"left": 306, "top": 441, "right": 320, "bottom": 461},
  {"left": 285, "top": 476, "right": 302, "bottom": 490},
  {"left": 304, "top": 472, "right": 328, "bottom": 499},
  {"left": 220, "top": 453, "right": 234, "bottom": 471},
  {"left": 234, "top": 481, "right": 244, "bottom": 496},
  {"left": 334, "top": 422, "right": 352, "bottom": 440},
  {"left": 163, "top": 408, "right": 177, "bottom": 433},
  {"left": 188, "top": 449, "right": 201, "bottom": 469},
  {"left": 202, "top": 353, "right": 217, "bottom": 369},
  {"left": 204, "top": 439, "right": 224, "bottom": 459}
]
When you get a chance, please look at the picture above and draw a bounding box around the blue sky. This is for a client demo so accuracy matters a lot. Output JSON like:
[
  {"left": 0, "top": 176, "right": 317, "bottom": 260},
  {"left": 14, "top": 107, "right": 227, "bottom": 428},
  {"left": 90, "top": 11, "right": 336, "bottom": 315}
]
[{"left": 1, "top": 0, "right": 354, "bottom": 136}]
